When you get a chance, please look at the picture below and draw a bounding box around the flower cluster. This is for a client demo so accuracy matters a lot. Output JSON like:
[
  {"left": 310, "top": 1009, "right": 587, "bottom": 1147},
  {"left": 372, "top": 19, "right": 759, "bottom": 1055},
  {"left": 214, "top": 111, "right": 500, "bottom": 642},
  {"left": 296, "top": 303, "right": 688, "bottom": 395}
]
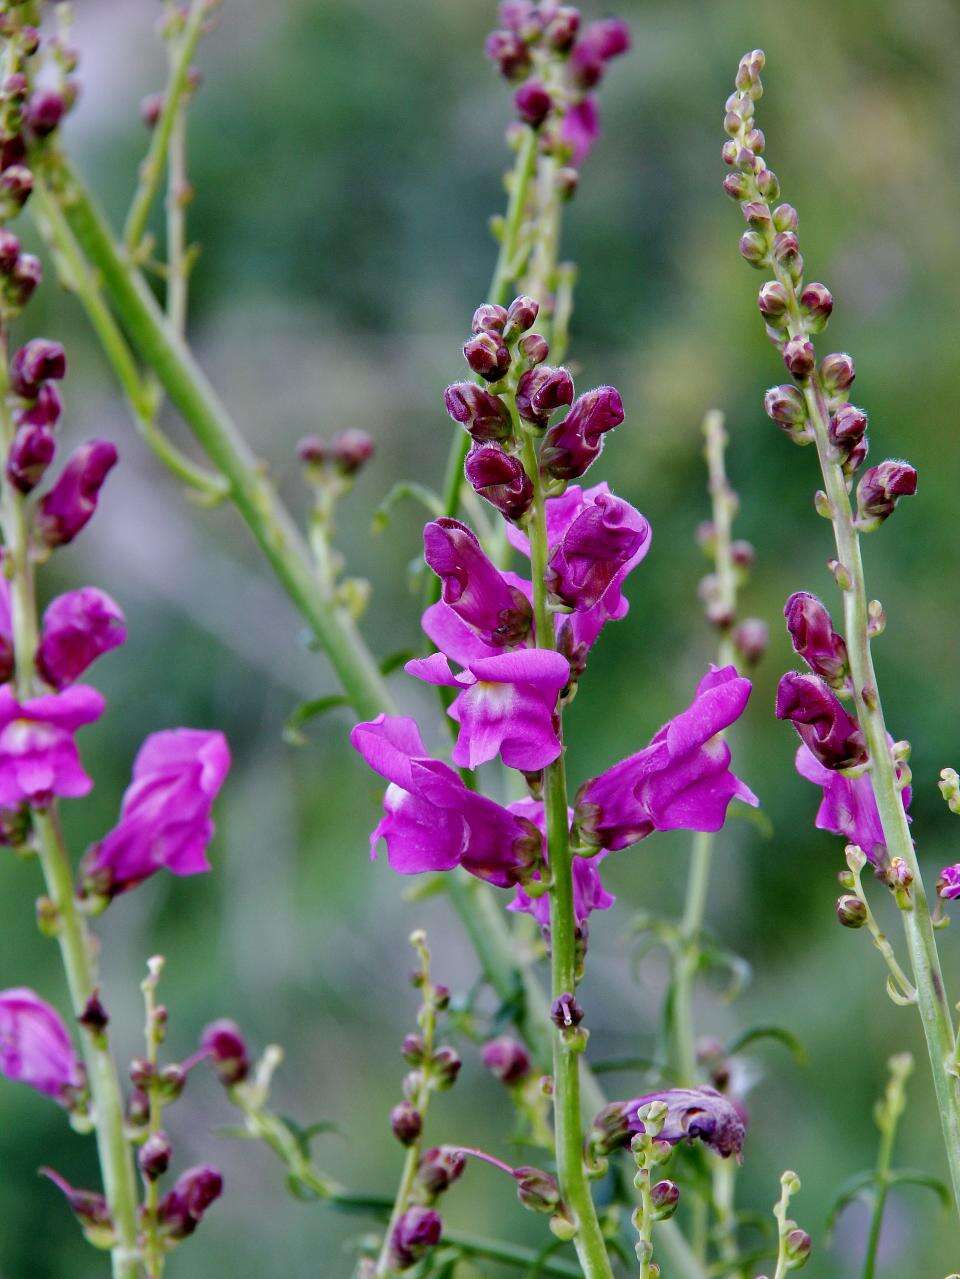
[{"left": 485, "top": 3, "right": 630, "bottom": 170}]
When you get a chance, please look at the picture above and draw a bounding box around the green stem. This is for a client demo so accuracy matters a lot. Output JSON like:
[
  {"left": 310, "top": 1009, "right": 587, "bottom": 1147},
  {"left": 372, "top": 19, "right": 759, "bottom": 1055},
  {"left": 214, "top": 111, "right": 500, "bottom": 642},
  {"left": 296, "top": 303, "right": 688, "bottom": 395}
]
[
  {"left": 0, "top": 338, "right": 141, "bottom": 1278},
  {"left": 123, "top": 0, "right": 206, "bottom": 255},
  {"left": 519, "top": 429, "right": 612, "bottom": 1279}
]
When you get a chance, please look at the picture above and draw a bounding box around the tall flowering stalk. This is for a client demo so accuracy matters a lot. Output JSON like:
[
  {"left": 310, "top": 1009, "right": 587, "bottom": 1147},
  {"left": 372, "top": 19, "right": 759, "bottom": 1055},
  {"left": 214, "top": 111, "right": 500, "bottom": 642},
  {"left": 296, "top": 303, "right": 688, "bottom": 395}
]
[{"left": 720, "top": 49, "right": 960, "bottom": 1210}]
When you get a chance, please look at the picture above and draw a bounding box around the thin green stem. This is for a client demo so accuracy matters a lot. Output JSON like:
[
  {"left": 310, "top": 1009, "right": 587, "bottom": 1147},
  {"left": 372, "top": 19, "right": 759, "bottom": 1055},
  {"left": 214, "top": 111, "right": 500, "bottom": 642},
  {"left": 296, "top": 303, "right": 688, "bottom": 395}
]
[
  {"left": 124, "top": 0, "right": 206, "bottom": 255},
  {"left": 0, "top": 334, "right": 141, "bottom": 1277}
]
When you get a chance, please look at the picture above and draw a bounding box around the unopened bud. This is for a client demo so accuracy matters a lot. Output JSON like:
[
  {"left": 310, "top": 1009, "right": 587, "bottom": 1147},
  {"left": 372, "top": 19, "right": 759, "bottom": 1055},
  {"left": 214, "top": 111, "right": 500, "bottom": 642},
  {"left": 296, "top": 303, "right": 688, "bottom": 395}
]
[
  {"left": 733, "top": 618, "right": 768, "bottom": 666},
  {"left": 471, "top": 303, "right": 508, "bottom": 335},
  {"left": 463, "top": 332, "right": 510, "bottom": 382},
  {"left": 514, "top": 1166, "right": 561, "bottom": 1213},
  {"left": 738, "top": 231, "right": 768, "bottom": 267},
  {"left": 799, "top": 281, "right": 833, "bottom": 331},
  {"left": 820, "top": 351, "right": 855, "bottom": 395},
  {"left": 784, "top": 1229, "right": 812, "bottom": 1265},
  {"left": 783, "top": 336, "right": 816, "bottom": 379},
  {"left": 138, "top": 1131, "right": 172, "bottom": 1181},
  {"left": 650, "top": 1179, "right": 680, "bottom": 1220},
  {"left": 390, "top": 1101, "right": 422, "bottom": 1146},
  {"left": 836, "top": 895, "right": 867, "bottom": 928},
  {"left": 757, "top": 280, "right": 789, "bottom": 320},
  {"left": 430, "top": 1046, "right": 461, "bottom": 1090}
]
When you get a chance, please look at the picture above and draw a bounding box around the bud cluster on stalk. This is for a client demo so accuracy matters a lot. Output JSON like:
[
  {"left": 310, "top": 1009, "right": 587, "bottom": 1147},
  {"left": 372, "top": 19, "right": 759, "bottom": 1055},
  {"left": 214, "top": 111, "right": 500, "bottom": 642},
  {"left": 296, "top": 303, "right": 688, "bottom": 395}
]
[{"left": 722, "top": 50, "right": 917, "bottom": 532}]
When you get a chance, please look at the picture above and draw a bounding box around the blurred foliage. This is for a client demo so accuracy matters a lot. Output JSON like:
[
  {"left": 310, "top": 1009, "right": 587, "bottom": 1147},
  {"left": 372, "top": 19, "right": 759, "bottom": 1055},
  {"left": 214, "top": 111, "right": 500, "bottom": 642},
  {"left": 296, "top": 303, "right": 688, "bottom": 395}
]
[{"left": 2, "top": 0, "right": 960, "bottom": 1274}]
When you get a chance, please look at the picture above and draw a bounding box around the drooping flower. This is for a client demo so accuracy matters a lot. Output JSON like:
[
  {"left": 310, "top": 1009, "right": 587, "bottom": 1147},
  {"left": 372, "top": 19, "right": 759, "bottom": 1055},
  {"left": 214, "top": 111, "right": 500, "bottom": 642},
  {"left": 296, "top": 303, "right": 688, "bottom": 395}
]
[
  {"left": 37, "top": 587, "right": 127, "bottom": 690},
  {"left": 775, "top": 671, "right": 867, "bottom": 771},
  {"left": 350, "top": 715, "right": 541, "bottom": 887},
  {"left": 795, "top": 743, "right": 910, "bottom": 865},
  {"left": 589, "top": 1087, "right": 746, "bottom": 1161},
  {"left": 36, "top": 440, "right": 118, "bottom": 548},
  {"left": 0, "top": 684, "right": 105, "bottom": 807},
  {"left": 422, "top": 518, "right": 532, "bottom": 649},
  {"left": 80, "top": 729, "right": 231, "bottom": 901},
  {"left": 0, "top": 987, "right": 84, "bottom": 1104},
  {"left": 405, "top": 648, "right": 569, "bottom": 771},
  {"left": 158, "top": 1165, "right": 223, "bottom": 1239},
  {"left": 783, "top": 592, "right": 848, "bottom": 687},
  {"left": 508, "top": 797, "right": 613, "bottom": 927},
  {"left": 574, "top": 666, "right": 757, "bottom": 852}
]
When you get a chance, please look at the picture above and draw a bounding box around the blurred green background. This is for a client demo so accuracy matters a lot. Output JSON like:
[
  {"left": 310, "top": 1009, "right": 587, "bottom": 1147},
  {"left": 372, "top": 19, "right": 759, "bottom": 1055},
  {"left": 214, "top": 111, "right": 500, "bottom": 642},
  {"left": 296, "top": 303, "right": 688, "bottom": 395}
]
[{"left": 2, "top": 0, "right": 960, "bottom": 1274}]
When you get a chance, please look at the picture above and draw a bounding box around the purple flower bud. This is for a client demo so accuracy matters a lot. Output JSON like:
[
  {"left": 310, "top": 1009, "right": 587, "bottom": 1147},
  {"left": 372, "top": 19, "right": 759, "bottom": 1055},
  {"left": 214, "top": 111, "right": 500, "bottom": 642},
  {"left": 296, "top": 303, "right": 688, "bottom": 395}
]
[
  {"left": 738, "top": 231, "right": 767, "bottom": 265},
  {"left": 471, "top": 303, "right": 508, "bottom": 335},
  {"left": 6, "top": 424, "right": 55, "bottom": 494},
  {"left": 581, "top": 18, "right": 631, "bottom": 60},
  {"left": 463, "top": 331, "right": 510, "bottom": 382},
  {"left": 742, "top": 200, "right": 771, "bottom": 229},
  {"left": 799, "top": 281, "right": 833, "bottom": 330},
  {"left": 127, "top": 1087, "right": 150, "bottom": 1128},
  {"left": 550, "top": 992, "right": 584, "bottom": 1029},
  {"left": 140, "top": 92, "right": 164, "bottom": 129},
  {"left": 77, "top": 990, "right": 109, "bottom": 1035},
  {"left": 775, "top": 671, "right": 867, "bottom": 770},
  {"left": 481, "top": 1034, "right": 531, "bottom": 1085},
  {"left": 35, "top": 587, "right": 125, "bottom": 691},
  {"left": 26, "top": 90, "right": 66, "bottom": 138},
  {"left": 0, "top": 229, "right": 19, "bottom": 273},
  {"left": 757, "top": 281, "right": 789, "bottom": 320},
  {"left": 514, "top": 1166, "right": 561, "bottom": 1213},
  {"left": 519, "top": 332, "right": 549, "bottom": 366},
  {"left": 10, "top": 339, "right": 67, "bottom": 398},
  {"left": 443, "top": 382, "right": 511, "bottom": 444},
  {"left": 330, "top": 428, "right": 374, "bottom": 476},
  {"left": 783, "top": 592, "right": 848, "bottom": 687},
  {"left": 401, "top": 1032, "right": 424, "bottom": 1065},
  {"left": 722, "top": 172, "right": 750, "bottom": 201},
  {"left": 503, "top": 294, "right": 540, "bottom": 340},
  {"left": 539, "top": 385, "right": 624, "bottom": 480},
  {"left": 855, "top": 460, "right": 917, "bottom": 528},
  {"left": 732, "top": 618, "right": 768, "bottom": 667},
  {"left": 200, "top": 1018, "right": 249, "bottom": 1086},
  {"left": 15, "top": 381, "right": 62, "bottom": 429},
  {"left": 843, "top": 435, "right": 869, "bottom": 477},
  {"left": 820, "top": 351, "right": 855, "bottom": 394},
  {"left": 10, "top": 252, "right": 42, "bottom": 306},
  {"left": 569, "top": 41, "right": 605, "bottom": 90},
  {"left": 464, "top": 444, "right": 533, "bottom": 521},
  {"left": 782, "top": 335, "right": 815, "bottom": 379},
  {"left": 390, "top": 1100, "right": 422, "bottom": 1146},
  {"left": 545, "top": 6, "right": 580, "bottom": 51},
  {"left": 138, "top": 1131, "right": 172, "bottom": 1181},
  {"left": 514, "top": 80, "right": 552, "bottom": 128},
  {"left": 417, "top": 1146, "right": 466, "bottom": 1198},
  {"left": 651, "top": 1179, "right": 681, "bottom": 1219},
  {"left": 296, "top": 434, "right": 326, "bottom": 466},
  {"left": 423, "top": 517, "right": 532, "bottom": 647},
  {"left": 515, "top": 365, "right": 574, "bottom": 425},
  {"left": 158, "top": 1164, "right": 223, "bottom": 1239},
  {"left": 41, "top": 1169, "right": 114, "bottom": 1245},
  {"left": 484, "top": 30, "right": 530, "bottom": 81},
  {"left": 763, "top": 384, "right": 807, "bottom": 428},
  {"left": 389, "top": 1206, "right": 442, "bottom": 1270},
  {"left": 0, "top": 163, "right": 32, "bottom": 211},
  {"left": 829, "top": 402, "right": 867, "bottom": 450},
  {"left": 773, "top": 202, "right": 798, "bottom": 231},
  {"left": 36, "top": 440, "right": 118, "bottom": 548},
  {"left": 430, "top": 1045, "right": 461, "bottom": 1090}
]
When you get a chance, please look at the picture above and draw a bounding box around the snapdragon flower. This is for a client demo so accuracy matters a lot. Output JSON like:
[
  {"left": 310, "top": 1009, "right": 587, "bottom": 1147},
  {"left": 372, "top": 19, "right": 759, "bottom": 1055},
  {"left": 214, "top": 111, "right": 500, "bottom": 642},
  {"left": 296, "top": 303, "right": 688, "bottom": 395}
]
[
  {"left": 0, "top": 987, "right": 84, "bottom": 1104},
  {"left": 507, "top": 797, "right": 613, "bottom": 926},
  {"left": 0, "top": 684, "right": 104, "bottom": 807}
]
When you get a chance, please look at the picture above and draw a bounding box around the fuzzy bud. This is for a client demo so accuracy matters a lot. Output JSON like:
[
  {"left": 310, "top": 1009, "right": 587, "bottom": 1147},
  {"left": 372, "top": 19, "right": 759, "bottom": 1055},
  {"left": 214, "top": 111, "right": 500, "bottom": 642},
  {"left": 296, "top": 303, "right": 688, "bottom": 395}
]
[
  {"left": 515, "top": 365, "right": 574, "bottom": 426},
  {"left": 36, "top": 441, "right": 118, "bottom": 548},
  {"left": 503, "top": 294, "right": 540, "bottom": 341},
  {"left": 6, "top": 424, "right": 55, "bottom": 494},
  {"left": 763, "top": 383, "right": 807, "bottom": 429},
  {"left": 855, "top": 461, "right": 917, "bottom": 528},
  {"left": 820, "top": 351, "right": 855, "bottom": 395},
  {"left": 26, "top": 90, "right": 66, "bottom": 138},
  {"left": 757, "top": 280, "right": 789, "bottom": 320},
  {"left": 471, "top": 303, "right": 508, "bottom": 335},
  {"left": 782, "top": 336, "right": 815, "bottom": 379},
  {"left": 429, "top": 1045, "right": 461, "bottom": 1090},
  {"left": 388, "top": 1206, "right": 442, "bottom": 1270},
  {"left": 200, "top": 1019, "right": 249, "bottom": 1086},
  {"left": 783, "top": 592, "right": 848, "bottom": 687},
  {"left": 463, "top": 331, "right": 510, "bottom": 382},
  {"left": 836, "top": 895, "right": 868, "bottom": 928},
  {"left": 514, "top": 1166, "right": 561, "bottom": 1213},
  {"left": 443, "top": 382, "right": 511, "bottom": 444},
  {"left": 10, "top": 339, "right": 67, "bottom": 398},
  {"left": 481, "top": 1035, "right": 531, "bottom": 1085},
  {"left": 799, "top": 281, "right": 833, "bottom": 331},
  {"left": 514, "top": 80, "right": 552, "bottom": 128},
  {"left": 650, "top": 1180, "right": 680, "bottom": 1220},
  {"left": 138, "top": 1131, "right": 172, "bottom": 1181},
  {"left": 465, "top": 444, "right": 533, "bottom": 521},
  {"left": 390, "top": 1101, "right": 422, "bottom": 1146},
  {"left": 416, "top": 1146, "right": 465, "bottom": 1198},
  {"left": 330, "top": 428, "right": 374, "bottom": 476}
]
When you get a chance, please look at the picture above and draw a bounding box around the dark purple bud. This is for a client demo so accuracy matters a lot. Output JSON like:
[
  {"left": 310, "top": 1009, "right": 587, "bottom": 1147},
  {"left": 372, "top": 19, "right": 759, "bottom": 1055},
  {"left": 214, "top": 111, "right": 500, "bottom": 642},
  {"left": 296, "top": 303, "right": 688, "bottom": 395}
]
[
  {"left": 514, "top": 1166, "right": 561, "bottom": 1213},
  {"left": 464, "top": 444, "right": 534, "bottom": 521},
  {"left": 417, "top": 1146, "right": 466, "bottom": 1198},
  {"left": 129, "top": 1057, "right": 155, "bottom": 1088},
  {"left": 569, "top": 40, "right": 605, "bottom": 90},
  {"left": 471, "top": 303, "right": 508, "bottom": 335},
  {"left": 401, "top": 1032, "right": 424, "bottom": 1065},
  {"left": 41, "top": 1168, "right": 114, "bottom": 1245},
  {"left": 843, "top": 436, "right": 869, "bottom": 477},
  {"left": 550, "top": 992, "right": 583, "bottom": 1029},
  {"left": 757, "top": 281, "right": 789, "bottom": 320},
  {"left": 481, "top": 1034, "right": 531, "bottom": 1085},
  {"left": 26, "top": 90, "right": 66, "bottom": 138},
  {"left": 515, "top": 364, "right": 574, "bottom": 425},
  {"left": 11, "top": 339, "right": 67, "bottom": 397},
  {"left": 514, "top": 80, "right": 552, "bottom": 128},
  {"left": 0, "top": 133, "right": 26, "bottom": 171},
  {"left": 423, "top": 517, "right": 532, "bottom": 647},
  {"left": 78, "top": 990, "right": 109, "bottom": 1035},
  {"left": 546, "top": 490, "right": 649, "bottom": 610},
  {"left": 430, "top": 1045, "right": 461, "bottom": 1090},
  {"left": 503, "top": 294, "right": 540, "bottom": 340},
  {"left": 15, "top": 381, "right": 62, "bottom": 429},
  {"left": 330, "top": 428, "right": 374, "bottom": 476},
  {"left": 138, "top": 1131, "right": 172, "bottom": 1181},
  {"left": 158, "top": 1164, "right": 223, "bottom": 1239},
  {"left": 36, "top": 440, "right": 118, "bottom": 548},
  {"left": 200, "top": 1019, "right": 249, "bottom": 1086},
  {"left": 389, "top": 1206, "right": 442, "bottom": 1270},
  {"left": 9, "top": 253, "right": 42, "bottom": 306},
  {"left": 799, "top": 281, "right": 833, "bottom": 330},
  {"left": 519, "top": 332, "right": 549, "bottom": 366},
  {"left": 855, "top": 460, "right": 917, "bottom": 528},
  {"left": 784, "top": 592, "right": 848, "bottom": 686},
  {"left": 463, "top": 331, "right": 510, "bottom": 382},
  {"left": 0, "top": 229, "right": 19, "bottom": 273},
  {"left": 390, "top": 1100, "right": 422, "bottom": 1146},
  {"left": 539, "top": 385, "right": 624, "bottom": 480},
  {"left": 443, "top": 381, "right": 511, "bottom": 444},
  {"left": 6, "top": 424, "right": 55, "bottom": 494},
  {"left": 782, "top": 335, "right": 816, "bottom": 379},
  {"left": 732, "top": 618, "right": 768, "bottom": 667},
  {"left": 651, "top": 1180, "right": 680, "bottom": 1219},
  {"left": 829, "top": 403, "right": 867, "bottom": 450},
  {"left": 581, "top": 18, "right": 631, "bottom": 60},
  {"left": 763, "top": 384, "right": 807, "bottom": 433},
  {"left": 484, "top": 29, "right": 530, "bottom": 81},
  {"left": 775, "top": 670, "right": 867, "bottom": 770},
  {"left": 836, "top": 894, "right": 868, "bottom": 928},
  {"left": 140, "top": 91, "right": 165, "bottom": 129},
  {"left": 545, "top": 6, "right": 580, "bottom": 50},
  {"left": 820, "top": 351, "right": 855, "bottom": 394},
  {"left": 296, "top": 434, "right": 326, "bottom": 466}
]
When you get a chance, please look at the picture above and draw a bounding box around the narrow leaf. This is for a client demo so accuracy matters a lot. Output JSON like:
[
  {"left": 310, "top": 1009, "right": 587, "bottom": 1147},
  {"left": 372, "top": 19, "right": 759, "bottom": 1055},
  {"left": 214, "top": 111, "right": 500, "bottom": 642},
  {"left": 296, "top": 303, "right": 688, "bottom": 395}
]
[
  {"left": 282, "top": 695, "right": 349, "bottom": 746},
  {"left": 724, "top": 1024, "right": 807, "bottom": 1065},
  {"left": 372, "top": 481, "right": 443, "bottom": 533}
]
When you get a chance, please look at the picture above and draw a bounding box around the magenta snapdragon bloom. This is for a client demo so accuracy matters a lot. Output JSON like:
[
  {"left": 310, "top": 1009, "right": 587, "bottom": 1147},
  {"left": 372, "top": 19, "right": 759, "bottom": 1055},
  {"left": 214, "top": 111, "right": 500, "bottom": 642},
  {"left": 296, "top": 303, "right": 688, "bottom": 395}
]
[
  {"left": 80, "top": 729, "right": 230, "bottom": 901},
  {"left": 775, "top": 671, "right": 867, "bottom": 771},
  {"left": 938, "top": 865, "right": 960, "bottom": 900},
  {"left": 350, "top": 714, "right": 541, "bottom": 887},
  {"left": 0, "top": 987, "right": 84, "bottom": 1104},
  {"left": 36, "top": 440, "right": 118, "bottom": 548},
  {"left": 590, "top": 1087, "right": 746, "bottom": 1161},
  {"left": 574, "top": 666, "right": 757, "bottom": 852},
  {"left": 507, "top": 798, "right": 614, "bottom": 927},
  {"left": 0, "top": 684, "right": 104, "bottom": 807},
  {"left": 37, "top": 588, "right": 127, "bottom": 690},
  {"left": 795, "top": 743, "right": 910, "bottom": 865},
  {"left": 405, "top": 649, "right": 569, "bottom": 771},
  {"left": 423, "top": 518, "right": 532, "bottom": 650}
]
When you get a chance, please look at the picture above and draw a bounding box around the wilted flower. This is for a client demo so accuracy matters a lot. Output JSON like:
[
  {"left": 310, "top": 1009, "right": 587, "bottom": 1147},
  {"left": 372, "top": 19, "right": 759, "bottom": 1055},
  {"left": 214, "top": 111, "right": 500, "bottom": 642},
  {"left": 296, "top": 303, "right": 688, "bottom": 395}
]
[{"left": 590, "top": 1087, "right": 746, "bottom": 1160}]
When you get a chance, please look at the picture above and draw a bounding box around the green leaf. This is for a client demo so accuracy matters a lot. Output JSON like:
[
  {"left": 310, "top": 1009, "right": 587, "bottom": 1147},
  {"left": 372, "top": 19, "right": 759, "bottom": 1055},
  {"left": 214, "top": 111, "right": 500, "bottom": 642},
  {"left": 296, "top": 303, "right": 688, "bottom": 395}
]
[
  {"left": 280, "top": 1115, "right": 340, "bottom": 1159},
  {"left": 697, "top": 942, "right": 752, "bottom": 1002},
  {"left": 724, "top": 1024, "right": 807, "bottom": 1065},
  {"left": 825, "top": 1169, "right": 875, "bottom": 1238},
  {"left": 727, "top": 798, "right": 774, "bottom": 838},
  {"left": 282, "top": 695, "right": 349, "bottom": 746},
  {"left": 285, "top": 1172, "right": 322, "bottom": 1202},
  {"left": 888, "top": 1167, "right": 951, "bottom": 1208},
  {"left": 372, "top": 481, "right": 443, "bottom": 533}
]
